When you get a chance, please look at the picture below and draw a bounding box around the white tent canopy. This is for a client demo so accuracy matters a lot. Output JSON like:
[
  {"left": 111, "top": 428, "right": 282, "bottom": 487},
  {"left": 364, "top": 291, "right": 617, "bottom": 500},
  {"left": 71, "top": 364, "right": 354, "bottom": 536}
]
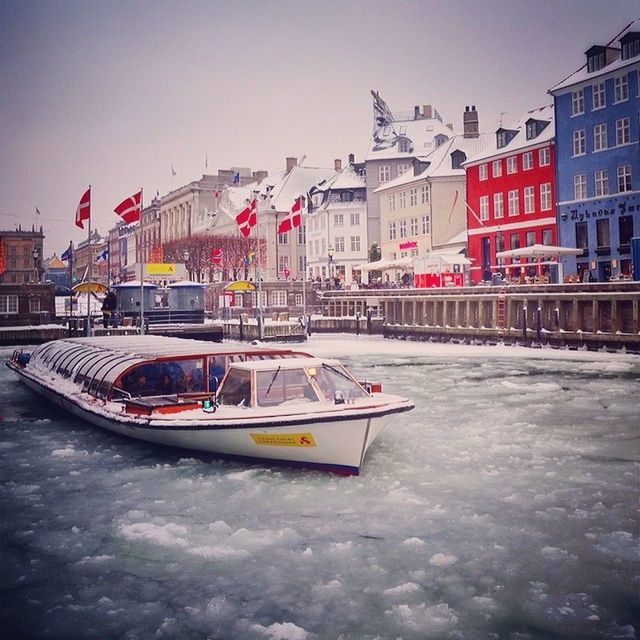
[{"left": 496, "top": 244, "right": 582, "bottom": 259}]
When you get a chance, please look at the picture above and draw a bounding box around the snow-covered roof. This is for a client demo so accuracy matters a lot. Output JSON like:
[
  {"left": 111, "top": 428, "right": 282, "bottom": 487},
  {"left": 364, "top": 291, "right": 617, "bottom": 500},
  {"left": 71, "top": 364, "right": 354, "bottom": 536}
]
[
  {"left": 464, "top": 105, "right": 555, "bottom": 165},
  {"left": 374, "top": 133, "right": 493, "bottom": 193},
  {"left": 268, "top": 165, "right": 337, "bottom": 212},
  {"left": 549, "top": 20, "right": 639, "bottom": 93},
  {"left": 311, "top": 164, "right": 365, "bottom": 193}
]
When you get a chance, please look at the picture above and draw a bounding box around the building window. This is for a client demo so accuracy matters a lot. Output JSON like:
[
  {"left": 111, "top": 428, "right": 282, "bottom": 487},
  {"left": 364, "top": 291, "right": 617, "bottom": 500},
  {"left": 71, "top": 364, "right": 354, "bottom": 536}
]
[
  {"left": 593, "top": 123, "right": 607, "bottom": 151},
  {"left": 399, "top": 192, "right": 406, "bottom": 209},
  {"left": 335, "top": 237, "right": 345, "bottom": 252},
  {"left": 524, "top": 186, "right": 535, "bottom": 214},
  {"left": 350, "top": 236, "right": 361, "bottom": 252},
  {"left": 421, "top": 184, "right": 430, "bottom": 203},
  {"left": 399, "top": 219, "right": 407, "bottom": 238},
  {"left": 574, "top": 174, "right": 587, "bottom": 200},
  {"left": 398, "top": 138, "right": 410, "bottom": 153},
  {"left": 506, "top": 156, "right": 517, "bottom": 174},
  {"left": 622, "top": 36, "right": 640, "bottom": 60},
  {"left": 575, "top": 221, "right": 588, "bottom": 251},
  {"left": 541, "top": 228, "right": 553, "bottom": 246},
  {"left": 617, "top": 164, "right": 632, "bottom": 193},
  {"left": 388, "top": 221, "right": 397, "bottom": 240},
  {"left": 29, "top": 298, "right": 41, "bottom": 313},
  {"left": 614, "top": 75, "right": 628, "bottom": 103},
  {"left": 379, "top": 165, "right": 390, "bottom": 183},
  {"left": 572, "top": 130, "right": 586, "bottom": 156},
  {"left": 596, "top": 218, "right": 610, "bottom": 249},
  {"left": 492, "top": 160, "right": 502, "bottom": 178},
  {"left": 271, "top": 290, "right": 287, "bottom": 307},
  {"left": 410, "top": 217, "right": 418, "bottom": 235},
  {"left": 479, "top": 196, "right": 489, "bottom": 221},
  {"left": 539, "top": 147, "right": 550, "bottom": 166},
  {"left": 494, "top": 192, "right": 504, "bottom": 219},
  {"left": 410, "top": 188, "right": 418, "bottom": 207},
  {"left": 619, "top": 215, "right": 634, "bottom": 250},
  {"left": 522, "top": 152, "right": 533, "bottom": 170},
  {"left": 278, "top": 232, "right": 289, "bottom": 245},
  {"left": 388, "top": 194, "right": 396, "bottom": 212},
  {"left": 592, "top": 82, "right": 606, "bottom": 109},
  {"left": 350, "top": 212, "right": 360, "bottom": 226},
  {"left": 334, "top": 213, "right": 344, "bottom": 227},
  {"left": 397, "top": 163, "right": 410, "bottom": 176},
  {"left": 540, "top": 183, "right": 552, "bottom": 211},
  {"left": 525, "top": 231, "right": 536, "bottom": 246},
  {"left": 421, "top": 215, "right": 430, "bottom": 235},
  {"left": 510, "top": 233, "right": 520, "bottom": 250},
  {"left": 297, "top": 224, "right": 305, "bottom": 245},
  {"left": 0, "top": 295, "right": 19, "bottom": 313},
  {"left": 595, "top": 170, "right": 609, "bottom": 197},
  {"left": 340, "top": 191, "right": 353, "bottom": 203},
  {"left": 508, "top": 189, "right": 519, "bottom": 216},
  {"left": 616, "top": 117, "right": 630, "bottom": 145},
  {"left": 571, "top": 89, "right": 584, "bottom": 115},
  {"left": 479, "top": 164, "right": 488, "bottom": 181}
]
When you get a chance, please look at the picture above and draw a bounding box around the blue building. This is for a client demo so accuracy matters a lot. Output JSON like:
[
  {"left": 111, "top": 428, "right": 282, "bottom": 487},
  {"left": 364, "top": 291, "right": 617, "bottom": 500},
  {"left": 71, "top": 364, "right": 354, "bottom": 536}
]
[{"left": 550, "top": 21, "right": 639, "bottom": 281}]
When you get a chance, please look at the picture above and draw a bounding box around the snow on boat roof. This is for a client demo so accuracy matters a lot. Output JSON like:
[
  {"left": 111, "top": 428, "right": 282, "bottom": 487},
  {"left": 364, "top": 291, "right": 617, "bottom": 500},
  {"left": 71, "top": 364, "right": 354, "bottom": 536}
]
[{"left": 231, "top": 357, "right": 341, "bottom": 371}]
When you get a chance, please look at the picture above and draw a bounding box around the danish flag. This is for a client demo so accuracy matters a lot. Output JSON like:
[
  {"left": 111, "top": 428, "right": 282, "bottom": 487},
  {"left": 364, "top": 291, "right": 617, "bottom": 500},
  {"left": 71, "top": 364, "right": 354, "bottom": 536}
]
[
  {"left": 114, "top": 190, "right": 142, "bottom": 224},
  {"left": 277, "top": 196, "right": 303, "bottom": 234},
  {"left": 235, "top": 198, "right": 257, "bottom": 237},
  {"left": 75, "top": 187, "right": 91, "bottom": 229}
]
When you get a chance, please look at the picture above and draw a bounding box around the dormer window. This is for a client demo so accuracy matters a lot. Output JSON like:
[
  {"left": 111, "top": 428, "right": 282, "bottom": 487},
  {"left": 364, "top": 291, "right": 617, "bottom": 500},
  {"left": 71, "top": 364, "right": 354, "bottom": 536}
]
[
  {"left": 434, "top": 134, "right": 448, "bottom": 148},
  {"left": 586, "top": 46, "right": 606, "bottom": 72},
  {"left": 398, "top": 137, "right": 411, "bottom": 153},
  {"left": 525, "top": 119, "right": 550, "bottom": 140},
  {"left": 620, "top": 32, "right": 640, "bottom": 60},
  {"left": 496, "top": 128, "right": 517, "bottom": 149},
  {"left": 451, "top": 149, "right": 466, "bottom": 170}
]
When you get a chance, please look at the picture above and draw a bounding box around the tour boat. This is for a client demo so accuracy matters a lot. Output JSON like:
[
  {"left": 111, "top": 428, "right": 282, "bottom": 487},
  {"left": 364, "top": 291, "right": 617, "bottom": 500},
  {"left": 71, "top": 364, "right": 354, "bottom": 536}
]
[{"left": 7, "top": 335, "right": 414, "bottom": 474}]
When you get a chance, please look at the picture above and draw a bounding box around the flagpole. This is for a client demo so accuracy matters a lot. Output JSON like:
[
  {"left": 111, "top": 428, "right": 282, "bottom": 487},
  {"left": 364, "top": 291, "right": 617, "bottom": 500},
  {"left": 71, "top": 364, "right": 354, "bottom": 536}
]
[
  {"left": 256, "top": 193, "right": 263, "bottom": 340},
  {"left": 68, "top": 241, "right": 73, "bottom": 320},
  {"left": 86, "top": 186, "right": 91, "bottom": 336},
  {"left": 139, "top": 188, "right": 145, "bottom": 336}
]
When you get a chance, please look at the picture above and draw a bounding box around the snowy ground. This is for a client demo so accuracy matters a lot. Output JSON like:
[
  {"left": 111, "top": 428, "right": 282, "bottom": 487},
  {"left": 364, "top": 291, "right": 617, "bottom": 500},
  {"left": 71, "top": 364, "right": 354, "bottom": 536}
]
[{"left": 1, "top": 336, "right": 638, "bottom": 640}]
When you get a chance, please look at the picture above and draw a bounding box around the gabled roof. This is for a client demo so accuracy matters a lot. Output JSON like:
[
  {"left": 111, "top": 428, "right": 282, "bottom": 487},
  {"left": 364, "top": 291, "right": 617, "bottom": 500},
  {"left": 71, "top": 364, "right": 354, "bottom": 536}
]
[
  {"left": 267, "top": 165, "right": 336, "bottom": 212},
  {"left": 464, "top": 105, "right": 555, "bottom": 165},
  {"left": 549, "top": 19, "right": 640, "bottom": 93},
  {"left": 311, "top": 164, "right": 366, "bottom": 193},
  {"left": 47, "top": 255, "right": 66, "bottom": 269}
]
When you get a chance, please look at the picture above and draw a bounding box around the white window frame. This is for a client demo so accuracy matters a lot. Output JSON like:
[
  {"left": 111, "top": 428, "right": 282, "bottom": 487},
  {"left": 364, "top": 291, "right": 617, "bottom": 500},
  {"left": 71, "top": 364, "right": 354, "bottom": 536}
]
[
  {"left": 335, "top": 236, "right": 345, "bottom": 253},
  {"left": 479, "top": 195, "right": 489, "bottom": 221},
  {"left": 571, "top": 89, "right": 584, "bottom": 115},
  {"left": 378, "top": 165, "right": 390, "bottom": 183},
  {"left": 614, "top": 75, "right": 628, "bottom": 103},
  {"left": 522, "top": 152, "right": 533, "bottom": 171},
  {"left": 334, "top": 213, "right": 344, "bottom": 227},
  {"left": 508, "top": 189, "right": 519, "bottom": 217},
  {"left": 524, "top": 186, "right": 535, "bottom": 214},
  {"left": 593, "top": 123, "right": 607, "bottom": 151},
  {"left": 271, "top": 290, "right": 287, "bottom": 307},
  {"left": 388, "top": 221, "right": 397, "bottom": 241},
  {"left": 493, "top": 192, "right": 504, "bottom": 219},
  {"left": 506, "top": 156, "right": 517, "bottom": 174},
  {"left": 616, "top": 117, "right": 630, "bottom": 146},
  {"left": 410, "top": 217, "right": 418, "bottom": 236},
  {"left": 572, "top": 130, "right": 585, "bottom": 156},
  {"left": 540, "top": 183, "right": 551, "bottom": 211},
  {"left": 574, "top": 174, "right": 587, "bottom": 200},
  {"left": 492, "top": 160, "right": 502, "bottom": 178},
  {"left": 399, "top": 192, "right": 406, "bottom": 209},
  {"left": 595, "top": 170, "right": 609, "bottom": 197},
  {"left": 592, "top": 81, "right": 605, "bottom": 110},
  {"left": 410, "top": 188, "right": 418, "bottom": 207},
  {"left": 388, "top": 194, "right": 395, "bottom": 212},
  {"left": 349, "top": 212, "right": 360, "bottom": 226},
  {"left": 479, "top": 164, "right": 488, "bottom": 181},
  {"left": 350, "top": 235, "right": 361, "bottom": 252},
  {"left": 0, "top": 295, "right": 19, "bottom": 313},
  {"left": 617, "top": 164, "right": 632, "bottom": 193},
  {"left": 397, "top": 163, "right": 410, "bottom": 176},
  {"left": 399, "top": 219, "right": 407, "bottom": 238},
  {"left": 421, "top": 215, "right": 430, "bottom": 235},
  {"left": 539, "top": 147, "right": 550, "bottom": 166}
]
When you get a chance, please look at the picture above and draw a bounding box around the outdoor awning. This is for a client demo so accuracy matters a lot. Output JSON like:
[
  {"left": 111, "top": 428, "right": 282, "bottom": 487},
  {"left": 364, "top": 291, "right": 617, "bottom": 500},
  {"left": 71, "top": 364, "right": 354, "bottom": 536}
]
[
  {"left": 72, "top": 282, "right": 109, "bottom": 295},
  {"left": 496, "top": 244, "right": 582, "bottom": 259}
]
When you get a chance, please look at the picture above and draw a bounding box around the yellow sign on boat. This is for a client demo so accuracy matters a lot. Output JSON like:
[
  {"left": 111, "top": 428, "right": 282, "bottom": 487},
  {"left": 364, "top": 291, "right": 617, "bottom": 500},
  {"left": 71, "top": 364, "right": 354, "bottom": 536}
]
[
  {"left": 146, "top": 263, "right": 176, "bottom": 275},
  {"left": 250, "top": 433, "right": 317, "bottom": 447}
]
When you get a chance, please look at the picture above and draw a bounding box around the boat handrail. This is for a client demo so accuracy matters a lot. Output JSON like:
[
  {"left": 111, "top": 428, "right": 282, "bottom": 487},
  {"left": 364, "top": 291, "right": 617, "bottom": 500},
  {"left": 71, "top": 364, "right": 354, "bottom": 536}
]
[{"left": 112, "top": 386, "right": 132, "bottom": 401}]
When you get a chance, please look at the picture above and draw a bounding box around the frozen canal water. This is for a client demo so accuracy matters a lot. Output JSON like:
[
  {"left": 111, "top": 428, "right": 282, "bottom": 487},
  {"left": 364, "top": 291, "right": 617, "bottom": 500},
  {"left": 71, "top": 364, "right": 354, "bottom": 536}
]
[{"left": 1, "top": 336, "right": 638, "bottom": 640}]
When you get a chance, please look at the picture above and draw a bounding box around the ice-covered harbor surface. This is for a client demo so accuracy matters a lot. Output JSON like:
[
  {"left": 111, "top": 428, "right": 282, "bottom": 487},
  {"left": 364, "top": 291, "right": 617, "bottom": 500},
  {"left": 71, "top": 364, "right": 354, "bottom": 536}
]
[{"left": 1, "top": 336, "right": 638, "bottom": 640}]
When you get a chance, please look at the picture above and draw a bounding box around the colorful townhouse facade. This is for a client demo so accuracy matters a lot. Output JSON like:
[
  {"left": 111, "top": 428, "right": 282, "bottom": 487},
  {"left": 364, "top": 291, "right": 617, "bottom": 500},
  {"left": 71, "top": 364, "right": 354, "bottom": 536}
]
[
  {"left": 549, "top": 21, "right": 640, "bottom": 282},
  {"left": 465, "top": 105, "right": 557, "bottom": 283}
]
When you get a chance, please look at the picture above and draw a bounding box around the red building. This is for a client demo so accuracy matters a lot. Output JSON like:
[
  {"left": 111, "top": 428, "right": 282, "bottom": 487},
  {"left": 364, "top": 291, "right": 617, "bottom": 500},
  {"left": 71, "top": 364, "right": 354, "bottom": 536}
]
[{"left": 465, "top": 105, "right": 557, "bottom": 283}]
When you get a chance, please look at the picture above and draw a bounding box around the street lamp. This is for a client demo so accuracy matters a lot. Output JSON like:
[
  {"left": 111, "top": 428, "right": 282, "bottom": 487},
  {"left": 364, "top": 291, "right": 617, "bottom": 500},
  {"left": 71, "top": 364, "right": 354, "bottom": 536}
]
[
  {"left": 183, "top": 249, "right": 190, "bottom": 280},
  {"left": 327, "top": 245, "right": 334, "bottom": 289},
  {"left": 31, "top": 247, "right": 40, "bottom": 283}
]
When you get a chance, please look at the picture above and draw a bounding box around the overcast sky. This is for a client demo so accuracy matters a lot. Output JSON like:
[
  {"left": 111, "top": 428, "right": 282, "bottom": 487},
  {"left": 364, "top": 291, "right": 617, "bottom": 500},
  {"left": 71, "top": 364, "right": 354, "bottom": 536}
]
[{"left": 1, "top": 0, "right": 637, "bottom": 256}]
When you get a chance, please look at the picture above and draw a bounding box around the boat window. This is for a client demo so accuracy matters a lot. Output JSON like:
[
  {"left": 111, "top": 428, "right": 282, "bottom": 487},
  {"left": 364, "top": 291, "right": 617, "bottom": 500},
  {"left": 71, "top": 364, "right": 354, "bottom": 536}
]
[
  {"left": 312, "top": 364, "right": 368, "bottom": 402},
  {"left": 207, "top": 356, "right": 226, "bottom": 393},
  {"left": 218, "top": 369, "right": 252, "bottom": 407},
  {"left": 256, "top": 367, "right": 319, "bottom": 407}
]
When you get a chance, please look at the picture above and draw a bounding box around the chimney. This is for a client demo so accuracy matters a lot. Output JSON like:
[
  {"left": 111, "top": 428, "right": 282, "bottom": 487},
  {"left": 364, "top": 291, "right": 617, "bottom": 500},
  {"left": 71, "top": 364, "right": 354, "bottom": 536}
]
[
  {"left": 463, "top": 105, "right": 479, "bottom": 138},
  {"left": 414, "top": 106, "right": 420, "bottom": 119},
  {"left": 334, "top": 158, "right": 342, "bottom": 172},
  {"left": 286, "top": 157, "right": 297, "bottom": 173},
  {"left": 423, "top": 104, "right": 432, "bottom": 119},
  {"left": 348, "top": 153, "right": 355, "bottom": 164}
]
